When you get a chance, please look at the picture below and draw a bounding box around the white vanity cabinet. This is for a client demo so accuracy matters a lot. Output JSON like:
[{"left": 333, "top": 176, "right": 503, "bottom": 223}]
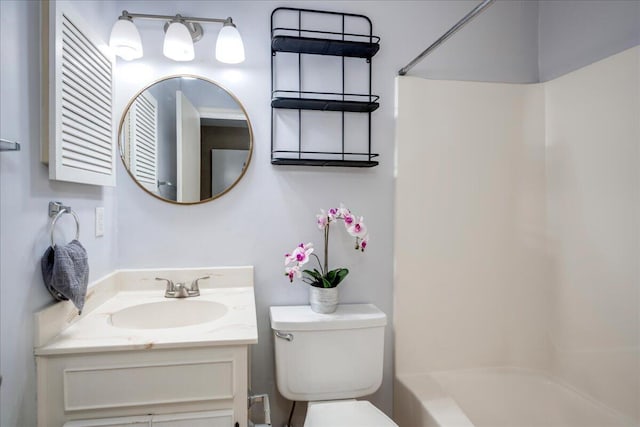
[
  {"left": 34, "top": 267, "right": 257, "bottom": 427},
  {"left": 37, "top": 346, "right": 247, "bottom": 427}
]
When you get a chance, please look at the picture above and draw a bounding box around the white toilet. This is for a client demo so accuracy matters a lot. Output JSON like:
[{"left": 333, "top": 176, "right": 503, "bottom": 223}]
[{"left": 270, "top": 304, "right": 398, "bottom": 427}]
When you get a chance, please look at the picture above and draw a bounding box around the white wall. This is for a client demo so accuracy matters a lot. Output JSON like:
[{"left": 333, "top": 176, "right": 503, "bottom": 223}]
[
  {"left": 0, "top": 2, "right": 120, "bottom": 426},
  {"left": 538, "top": 4, "right": 640, "bottom": 420},
  {"left": 545, "top": 47, "right": 639, "bottom": 422}
]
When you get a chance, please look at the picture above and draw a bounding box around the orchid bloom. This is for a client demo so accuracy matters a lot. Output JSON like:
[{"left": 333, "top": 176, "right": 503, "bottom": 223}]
[
  {"left": 285, "top": 204, "right": 369, "bottom": 286},
  {"left": 290, "top": 242, "right": 313, "bottom": 266},
  {"left": 342, "top": 212, "right": 354, "bottom": 227},
  {"left": 285, "top": 265, "right": 301, "bottom": 282},
  {"left": 359, "top": 236, "right": 368, "bottom": 252},
  {"left": 347, "top": 216, "right": 367, "bottom": 238},
  {"left": 316, "top": 210, "right": 328, "bottom": 229},
  {"left": 327, "top": 207, "right": 339, "bottom": 221},
  {"left": 300, "top": 241, "right": 314, "bottom": 253}
]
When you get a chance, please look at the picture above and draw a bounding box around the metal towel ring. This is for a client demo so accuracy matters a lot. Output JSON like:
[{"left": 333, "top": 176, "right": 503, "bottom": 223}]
[{"left": 50, "top": 209, "right": 80, "bottom": 248}]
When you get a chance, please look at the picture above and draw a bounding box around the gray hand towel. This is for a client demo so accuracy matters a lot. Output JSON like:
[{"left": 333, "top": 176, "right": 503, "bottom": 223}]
[{"left": 41, "top": 240, "right": 89, "bottom": 314}]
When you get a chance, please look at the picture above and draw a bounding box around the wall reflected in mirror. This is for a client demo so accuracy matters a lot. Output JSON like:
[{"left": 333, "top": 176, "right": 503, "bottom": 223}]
[{"left": 119, "top": 75, "right": 252, "bottom": 204}]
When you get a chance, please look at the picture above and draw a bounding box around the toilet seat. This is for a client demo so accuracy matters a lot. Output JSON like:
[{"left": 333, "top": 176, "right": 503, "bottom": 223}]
[{"left": 304, "top": 400, "right": 398, "bottom": 427}]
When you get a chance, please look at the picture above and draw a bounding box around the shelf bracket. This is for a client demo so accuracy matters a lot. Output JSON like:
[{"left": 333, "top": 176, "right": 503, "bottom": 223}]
[{"left": 0, "top": 138, "right": 21, "bottom": 152}]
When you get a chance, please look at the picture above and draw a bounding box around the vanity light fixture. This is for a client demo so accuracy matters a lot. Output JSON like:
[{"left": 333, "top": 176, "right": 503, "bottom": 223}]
[
  {"left": 109, "top": 15, "right": 143, "bottom": 60},
  {"left": 109, "top": 10, "right": 245, "bottom": 64},
  {"left": 215, "top": 20, "right": 245, "bottom": 64},
  {"left": 163, "top": 19, "right": 195, "bottom": 61}
]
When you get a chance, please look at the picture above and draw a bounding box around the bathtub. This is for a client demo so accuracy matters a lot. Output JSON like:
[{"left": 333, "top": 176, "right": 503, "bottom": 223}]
[{"left": 394, "top": 367, "right": 634, "bottom": 427}]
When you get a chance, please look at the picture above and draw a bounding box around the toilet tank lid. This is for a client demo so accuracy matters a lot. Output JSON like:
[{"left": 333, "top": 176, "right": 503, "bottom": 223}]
[{"left": 270, "top": 304, "right": 387, "bottom": 331}]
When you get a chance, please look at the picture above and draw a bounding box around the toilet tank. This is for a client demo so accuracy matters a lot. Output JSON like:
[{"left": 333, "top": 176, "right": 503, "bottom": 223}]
[{"left": 270, "top": 304, "right": 387, "bottom": 401}]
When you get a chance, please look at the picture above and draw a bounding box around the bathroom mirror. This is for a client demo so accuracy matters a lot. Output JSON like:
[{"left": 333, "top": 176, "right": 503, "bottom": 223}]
[{"left": 118, "top": 75, "right": 252, "bottom": 204}]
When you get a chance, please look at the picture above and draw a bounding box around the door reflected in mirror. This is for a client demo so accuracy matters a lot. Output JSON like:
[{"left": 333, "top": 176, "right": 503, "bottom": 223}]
[{"left": 119, "top": 75, "right": 252, "bottom": 204}]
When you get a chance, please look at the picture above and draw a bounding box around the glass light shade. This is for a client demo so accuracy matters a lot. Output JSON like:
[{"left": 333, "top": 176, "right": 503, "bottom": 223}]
[
  {"left": 215, "top": 23, "right": 245, "bottom": 64},
  {"left": 109, "top": 18, "right": 143, "bottom": 61},
  {"left": 163, "top": 22, "right": 195, "bottom": 62}
]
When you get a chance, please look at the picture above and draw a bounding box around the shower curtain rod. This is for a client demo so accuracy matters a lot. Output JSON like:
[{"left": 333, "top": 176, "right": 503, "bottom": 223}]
[{"left": 398, "top": 0, "right": 496, "bottom": 76}]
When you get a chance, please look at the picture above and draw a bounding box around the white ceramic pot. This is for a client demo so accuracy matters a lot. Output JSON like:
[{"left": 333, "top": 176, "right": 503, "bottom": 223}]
[{"left": 309, "top": 286, "right": 338, "bottom": 314}]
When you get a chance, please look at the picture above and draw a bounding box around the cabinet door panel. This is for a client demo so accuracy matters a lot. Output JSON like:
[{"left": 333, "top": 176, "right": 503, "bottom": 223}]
[
  {"left": 64, "top": 360, "right": 234, "bottom": 411},
  {"left": 152, "top": 410, "right": 233, "bottom": 427},
  {"left": 42, "top": 0, "right": 116, "bottom": 186},
  {"left": 63, "top": 415, "right": 150, "bottom": 426}
]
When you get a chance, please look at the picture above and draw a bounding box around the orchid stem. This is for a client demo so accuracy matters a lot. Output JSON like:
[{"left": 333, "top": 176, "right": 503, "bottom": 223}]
[
  {"left": 324, "top": 224, "right": 329, "bottom": 274},
  {"left": 311, "top": 253, "right": 324, "bottom": 276}
]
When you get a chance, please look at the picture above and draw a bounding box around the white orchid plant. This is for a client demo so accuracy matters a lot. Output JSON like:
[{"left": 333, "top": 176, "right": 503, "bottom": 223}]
[{"left": 285, "top": 204, "right": 369, "bottom": 288}]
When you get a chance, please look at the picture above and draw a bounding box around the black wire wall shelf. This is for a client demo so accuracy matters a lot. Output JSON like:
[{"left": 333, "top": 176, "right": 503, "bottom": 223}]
[
  {"left": 270, "top": 7, "right": 380, "bottom": 168},
  {"left": 271, "top": 151, "right": 380, "bottom": 168},
  {"left": 271, "top": 32, "right": 380, "bottom": 58},
  {"left": 271, "top": 90, "right": 379, "bottom": 113}
]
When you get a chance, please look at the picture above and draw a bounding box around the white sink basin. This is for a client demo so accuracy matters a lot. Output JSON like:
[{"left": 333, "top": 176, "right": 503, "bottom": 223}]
[{"left": 110, "top": 300, "right": 228, "bottom": 329}]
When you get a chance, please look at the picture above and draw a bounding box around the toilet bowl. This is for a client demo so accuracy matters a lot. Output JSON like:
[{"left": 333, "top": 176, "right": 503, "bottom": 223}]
[
  {"left": 305, "top": 400, "right": 397, "bottom": 427},
  {"left": 270, "top": 304, "right": 397, "bottom": 427}
]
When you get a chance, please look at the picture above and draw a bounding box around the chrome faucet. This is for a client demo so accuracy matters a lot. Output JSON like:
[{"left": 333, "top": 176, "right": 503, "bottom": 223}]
[
  {"left": 188, "top": 275, "right": 210, "bottom": 297},
  {"left": 156, "top": 276, "right": 210, "bottom": 298},
  {"left": 173, "top": 282, "right": 190, "bottom": 298},
  {"left": 156, "top": 277, "right": 176, "bottom": 298}
]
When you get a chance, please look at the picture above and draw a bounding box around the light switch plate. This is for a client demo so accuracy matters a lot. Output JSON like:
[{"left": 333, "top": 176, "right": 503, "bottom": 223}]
[{"left": 95, "top": 207, "right": 105, "bottom": 237}]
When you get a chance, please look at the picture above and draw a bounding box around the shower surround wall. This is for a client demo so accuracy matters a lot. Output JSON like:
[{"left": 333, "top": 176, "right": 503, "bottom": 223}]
[
  {"left": 394, "top": 78, "right": 548, "bottom": 373},
  {"left": 544, "top": 47, "right": 639, "bottom": 420},
  {"left": 394, "top": 46, "right": 639, "bottom": 423}
]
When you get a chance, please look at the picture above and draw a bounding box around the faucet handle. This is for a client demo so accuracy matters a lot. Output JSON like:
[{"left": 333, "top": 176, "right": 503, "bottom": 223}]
[
  {"left": 156, "top": 277, "right": 174, "bottom": 295},
  {"left": 190, "top": 275, "right": 210, "bottom": 295}
]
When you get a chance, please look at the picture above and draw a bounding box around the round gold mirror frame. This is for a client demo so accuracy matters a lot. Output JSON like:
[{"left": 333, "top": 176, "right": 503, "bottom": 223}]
[{"left": 117, "top": 74, "right": 253, "bottom": 205}]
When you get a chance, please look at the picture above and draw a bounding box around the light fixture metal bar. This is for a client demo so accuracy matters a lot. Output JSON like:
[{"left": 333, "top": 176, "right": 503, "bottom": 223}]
[
  {"left": 121, "top": 10, "right": 230, "bottom": 25},
  {"left": 397, "top": 0, "right": 495, "bottom": 76}
]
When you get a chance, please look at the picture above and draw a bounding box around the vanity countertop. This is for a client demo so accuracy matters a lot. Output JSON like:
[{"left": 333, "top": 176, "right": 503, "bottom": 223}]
[{"left": 34, "top": 267, "right": 258, "bottom": 356}]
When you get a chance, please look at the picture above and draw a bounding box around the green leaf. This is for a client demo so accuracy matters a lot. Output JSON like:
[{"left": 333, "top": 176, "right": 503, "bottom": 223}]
[
  {"left": 321, "top": 277, "right": 332, "bottom": 288},
  {"left": 326, "top": 269, "right": 338, "bottom": 284},
  {"left": 303, "top": 270, "right": 323, "bottom": 287},
  {"left": 304, "top": 268, "right": 349, "bottom": 288},
  {"left": 303, "top": 269, "right": 321, "bottom": 280},
  {"left": 332, "top": 268, "right": 349, "bottom": 286},
  {"left": 320, "top": 268, "right": 349, "bottom": 287}
]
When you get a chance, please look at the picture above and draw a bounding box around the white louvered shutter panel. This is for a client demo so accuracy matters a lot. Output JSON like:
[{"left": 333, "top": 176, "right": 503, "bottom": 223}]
[
  {"left": 45, "top": 1, "right": 116, "bottom": 186},
  {"left": 122, "top": 111, "right": 132, "bottom": 169},
  {"left": 130, "top": 93, "right": 159, "bottom": 192}
]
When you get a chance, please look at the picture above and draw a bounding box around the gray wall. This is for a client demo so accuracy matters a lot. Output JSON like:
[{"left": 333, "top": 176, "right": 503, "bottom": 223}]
[
  {"left": 112, "top": 1, "right": 538, "bottom": 424},
  {"left": 392, "top": 0, "right": 540, "bottom": 82},
  {"left": 0, "top": 1, "right": 637, "bottom": 426},
  {"left": 0, "top": 2, "right": 120, "bottom": 426},
  {"left": 538, "top": 0, "right": 640, "bottom": 81}
]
